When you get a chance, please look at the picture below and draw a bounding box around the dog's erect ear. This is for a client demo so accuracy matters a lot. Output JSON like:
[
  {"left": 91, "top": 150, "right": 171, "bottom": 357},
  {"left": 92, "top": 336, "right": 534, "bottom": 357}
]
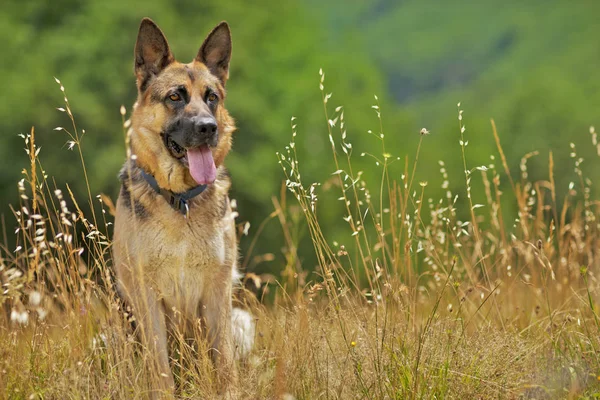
[
  {"left": 196, "top": 22, "right": 232, "bottom": 85},
  {"left": 134, "top": 18, "right": 174, "bottom": 91}
]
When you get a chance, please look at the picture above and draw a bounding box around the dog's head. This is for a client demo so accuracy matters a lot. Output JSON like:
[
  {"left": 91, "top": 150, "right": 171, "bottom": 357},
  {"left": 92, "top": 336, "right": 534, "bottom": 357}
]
[{"left": 130, "top": 18, "right": 235, "bottom": 192}]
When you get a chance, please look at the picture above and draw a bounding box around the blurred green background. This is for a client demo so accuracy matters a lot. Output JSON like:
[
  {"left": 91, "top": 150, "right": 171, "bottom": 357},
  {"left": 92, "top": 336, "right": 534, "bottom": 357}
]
[{"left": 1, "top": 0, "right": 599, "bottom": 276}]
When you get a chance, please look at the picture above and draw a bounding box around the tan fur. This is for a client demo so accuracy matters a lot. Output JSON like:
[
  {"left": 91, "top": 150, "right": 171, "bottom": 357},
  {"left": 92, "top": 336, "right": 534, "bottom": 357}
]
[
  {"left": 130, "top": 62, "right": 235, "bottom": 193},
  {"left": 113, "top": 18, "right": 240, "bottom": 398}
]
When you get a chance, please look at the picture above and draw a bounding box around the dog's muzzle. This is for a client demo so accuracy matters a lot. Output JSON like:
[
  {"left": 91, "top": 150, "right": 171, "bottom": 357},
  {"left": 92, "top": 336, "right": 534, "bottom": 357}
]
[{"left": 163, "top": 115, "right": 219, "bottom": 158}]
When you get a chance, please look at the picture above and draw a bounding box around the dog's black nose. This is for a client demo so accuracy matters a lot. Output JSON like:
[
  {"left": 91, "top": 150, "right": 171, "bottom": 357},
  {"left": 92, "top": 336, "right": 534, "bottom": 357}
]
[{"left": 194, "top": 117, "right": 217, "bottom": 137}]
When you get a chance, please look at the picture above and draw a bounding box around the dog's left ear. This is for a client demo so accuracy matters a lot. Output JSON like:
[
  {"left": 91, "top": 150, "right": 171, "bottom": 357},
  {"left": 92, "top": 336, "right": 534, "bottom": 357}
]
[{"left": 196, "top": 22, "right": 232, "bottom": 85}]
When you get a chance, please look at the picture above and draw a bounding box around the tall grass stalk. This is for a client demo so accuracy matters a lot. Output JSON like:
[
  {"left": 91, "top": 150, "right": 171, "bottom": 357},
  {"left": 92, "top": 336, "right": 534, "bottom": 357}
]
[{"left": 1, "top": 75, "right": 600, "bottom": 399}]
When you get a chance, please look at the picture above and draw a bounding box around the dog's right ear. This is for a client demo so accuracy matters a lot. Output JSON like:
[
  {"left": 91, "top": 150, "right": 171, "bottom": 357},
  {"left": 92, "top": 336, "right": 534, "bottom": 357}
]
[{"left": 134, "top": 18, "right": 174, "bottom": 91}]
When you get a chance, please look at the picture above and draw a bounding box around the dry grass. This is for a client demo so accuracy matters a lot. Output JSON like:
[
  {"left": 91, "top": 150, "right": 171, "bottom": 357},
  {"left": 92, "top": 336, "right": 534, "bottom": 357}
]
[{"left": 1, "top": 75, "right": 600, "bottom": 399}]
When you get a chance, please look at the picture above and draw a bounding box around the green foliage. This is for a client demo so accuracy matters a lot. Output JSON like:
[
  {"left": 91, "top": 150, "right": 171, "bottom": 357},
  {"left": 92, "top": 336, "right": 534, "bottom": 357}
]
[
  {"left": 0, "top": 0, "right": 402, "bottom": 271},
  {"left": 311, "top": 0, "right": 600, "bottom": 192},
  {"left": 1, "top": 0, "right": 599, "bottom": 276}
]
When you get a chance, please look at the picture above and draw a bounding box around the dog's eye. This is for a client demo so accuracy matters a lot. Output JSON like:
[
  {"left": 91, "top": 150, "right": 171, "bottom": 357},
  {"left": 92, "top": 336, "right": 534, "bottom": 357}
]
[
  {"left": 207, "top": 92, "right": 218, "bottom": 103},
  {"left": 169, "top": 93, "right": 181, "bottom": 102}
]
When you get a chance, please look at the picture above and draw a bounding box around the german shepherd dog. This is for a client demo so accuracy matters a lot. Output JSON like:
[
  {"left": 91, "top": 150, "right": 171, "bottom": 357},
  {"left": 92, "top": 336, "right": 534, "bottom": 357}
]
[{"left": 113, "top": 18, "right": 252, "bottom": 397}]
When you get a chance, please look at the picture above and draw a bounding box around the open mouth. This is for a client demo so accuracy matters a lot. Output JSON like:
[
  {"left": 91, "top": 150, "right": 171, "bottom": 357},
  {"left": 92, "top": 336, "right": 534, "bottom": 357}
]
[{"left": 165, "top": 136, "right": 216, "bottom": 185}]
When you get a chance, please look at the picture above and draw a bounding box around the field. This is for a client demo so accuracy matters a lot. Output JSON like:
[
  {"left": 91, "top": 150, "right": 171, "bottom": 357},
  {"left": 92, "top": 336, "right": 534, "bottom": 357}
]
[{"left": 1, "top": 76, "right": 600, "bottom": 399}]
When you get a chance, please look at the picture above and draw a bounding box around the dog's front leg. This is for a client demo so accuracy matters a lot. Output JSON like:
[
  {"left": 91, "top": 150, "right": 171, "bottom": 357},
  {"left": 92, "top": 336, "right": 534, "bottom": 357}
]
[
  {"left": 203, "top": 271, "right": 237, "bottom": 394},
  {"left": 129, "top": 285, "right": 175, "bottom": 398}
]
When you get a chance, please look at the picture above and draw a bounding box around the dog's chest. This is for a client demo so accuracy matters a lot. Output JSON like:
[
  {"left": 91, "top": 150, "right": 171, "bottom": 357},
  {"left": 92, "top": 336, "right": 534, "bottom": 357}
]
[{"left": 141, "top": 206, "right": 234, "bottom": 301}]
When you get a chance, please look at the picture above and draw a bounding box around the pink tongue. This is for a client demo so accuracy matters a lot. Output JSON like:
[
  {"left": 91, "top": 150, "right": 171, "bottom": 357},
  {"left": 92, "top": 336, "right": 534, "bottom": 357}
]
[{"left": 187, "top": 146, "right": 216, "bottom": 185}]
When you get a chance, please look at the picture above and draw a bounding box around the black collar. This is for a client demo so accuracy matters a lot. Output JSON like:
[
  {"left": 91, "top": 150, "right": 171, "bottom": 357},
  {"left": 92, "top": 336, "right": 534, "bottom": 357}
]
[{"left": 140, "top": 169, "right": 207, "bottom": 217}]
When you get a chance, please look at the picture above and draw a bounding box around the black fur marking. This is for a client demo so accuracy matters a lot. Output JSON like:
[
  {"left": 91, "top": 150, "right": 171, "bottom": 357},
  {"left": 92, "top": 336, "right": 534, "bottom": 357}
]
[
  {"left": 118, "top": 160, "right": 143, "bottom": 182},
  {"left": 149, "top": 85, "right": 163, "bottom": 102},
  {"left": 185, "top": 66, "right": 196, "bottom": 83},
  {"left": 134, "top": 194, "right": 149, "bottom": 220},
  {"left": 219, "top": 196, "right": 229, "bottom": 219},
  {"left": 114, "top": 284, "right": 138, "bottom": 333},
  {"left": 118, "top": 163, "right": 148, "bottom": 220},
  {"left": 218, "top": 167, "right": 231, "bottom": 180},
  {"left": 120, "top": 182, "right": 149, "bottom": 220},
  {"left": 139, "top": 76, "right": 151, "bottom": 93}
]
